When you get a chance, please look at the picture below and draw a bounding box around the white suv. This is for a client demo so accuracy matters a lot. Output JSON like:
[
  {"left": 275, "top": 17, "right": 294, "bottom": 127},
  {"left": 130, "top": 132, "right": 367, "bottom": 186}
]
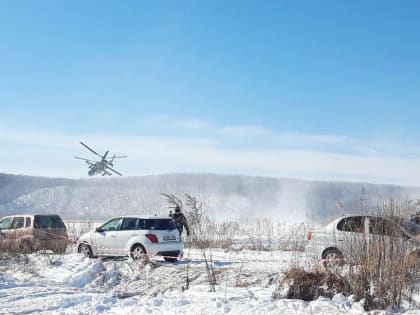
[{"left": 78, "top": 215, "right": 183, "bottom": 262}]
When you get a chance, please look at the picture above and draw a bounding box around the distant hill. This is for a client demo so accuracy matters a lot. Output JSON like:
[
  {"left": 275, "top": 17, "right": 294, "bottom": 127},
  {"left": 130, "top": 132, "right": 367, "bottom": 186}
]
[{"left": 0, "top": 172, "right": 419, "bottom": 224}]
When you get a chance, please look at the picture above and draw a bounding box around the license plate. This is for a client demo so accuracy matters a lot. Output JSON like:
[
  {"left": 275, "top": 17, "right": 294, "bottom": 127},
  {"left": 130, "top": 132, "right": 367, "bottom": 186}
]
[{"left": 163, "top": 235, "right": 176, "bottom": 241}]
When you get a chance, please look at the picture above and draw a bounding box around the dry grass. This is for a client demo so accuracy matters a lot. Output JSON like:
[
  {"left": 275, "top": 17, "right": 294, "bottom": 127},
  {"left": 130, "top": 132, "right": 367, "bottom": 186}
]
[
  {"left": 301, "top": 200, "right": 420, "bottom": 311},
  {"left": 273, "top": 267, "right": 352, "bottom": 301}
]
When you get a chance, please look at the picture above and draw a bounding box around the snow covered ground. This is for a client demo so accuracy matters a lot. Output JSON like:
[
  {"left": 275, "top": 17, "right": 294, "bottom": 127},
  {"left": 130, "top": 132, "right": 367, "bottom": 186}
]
[{"left": 0, "top": 247, "right": 419, "bottom": 314}]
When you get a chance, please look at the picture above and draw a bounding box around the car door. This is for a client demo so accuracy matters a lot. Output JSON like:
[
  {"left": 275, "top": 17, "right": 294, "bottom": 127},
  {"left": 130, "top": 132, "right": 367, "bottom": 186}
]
[
  {"left": 114, "top": 218, "right": 140, "bottom": 252},
  {"left": 336, "top": 216, "right": 368, "bottom": 261},
  {"left": 0, "top": 217, "right": 12, "bottom": 251},
  {"left": 93, "top": 218, "right": 122, "bottom": 256},
  {"left": 367, "top": 217, "right": 411, "bottom": 259},
  {"left": 10, "top": 216, "right": 25, "bottom": 250}
]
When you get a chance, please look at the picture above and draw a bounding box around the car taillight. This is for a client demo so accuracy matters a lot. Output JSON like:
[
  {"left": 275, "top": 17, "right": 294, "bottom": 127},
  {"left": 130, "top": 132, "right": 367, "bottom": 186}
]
[
  {"left": 145, "top": 234, "right": 159, "bottom": 243},
  {"left": 307, "top": 231, "right": 312, "bottom": 241}
]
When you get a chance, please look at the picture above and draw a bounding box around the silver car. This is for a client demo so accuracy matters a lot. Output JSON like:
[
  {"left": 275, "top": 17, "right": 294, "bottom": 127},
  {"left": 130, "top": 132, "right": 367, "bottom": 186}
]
[{"left": 306, "top": 215, "right": 419, "bottom": 267}]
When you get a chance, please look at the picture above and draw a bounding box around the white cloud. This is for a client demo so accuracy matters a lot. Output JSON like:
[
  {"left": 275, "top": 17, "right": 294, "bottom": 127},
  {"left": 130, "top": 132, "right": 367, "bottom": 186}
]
[
  {"left": 172, "top": 119, "right": 209, "bottom": 130},
  {"left": 141, "top": 115, "right": 209, "bottom": 131},
  {"left": 0, "top": 125, "right": 419, "bottom": 186},
  {"left": 274, "top": 132, "right": 350, "bottom": 145},
  {"left": 220, "top": 125, "right": 269, "bottom": 137}
]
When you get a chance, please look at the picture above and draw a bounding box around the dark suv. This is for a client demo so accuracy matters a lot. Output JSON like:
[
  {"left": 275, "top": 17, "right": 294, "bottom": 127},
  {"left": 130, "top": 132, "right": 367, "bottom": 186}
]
[{"left": 0, "top": 214, "right": 68, "bottom": 254}]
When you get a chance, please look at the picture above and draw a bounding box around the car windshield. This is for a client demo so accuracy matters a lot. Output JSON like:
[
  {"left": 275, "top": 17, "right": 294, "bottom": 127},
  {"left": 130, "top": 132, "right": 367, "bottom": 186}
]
[
  {"left": 0, "top": 218, "right": 11, "bottom": 230},
  {"left": 34, "top": 215, "right": 65, "bottom": 228}
]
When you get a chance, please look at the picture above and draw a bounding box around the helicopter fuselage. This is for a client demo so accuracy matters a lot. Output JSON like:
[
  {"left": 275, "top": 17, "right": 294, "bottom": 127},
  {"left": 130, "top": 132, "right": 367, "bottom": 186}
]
[{"left": 87, "top": 161, "right": 107, "bottom": 176}]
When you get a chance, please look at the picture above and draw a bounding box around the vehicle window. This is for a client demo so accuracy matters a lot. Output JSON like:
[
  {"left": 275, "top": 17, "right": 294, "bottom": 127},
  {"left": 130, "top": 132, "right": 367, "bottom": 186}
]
[
  {"left": 25, "top": 217, "right": 32, "bottom": 228},
  {"left": 34, "top": 215, "right": 65, "bottom": 229},
  {"left": 337, "top": 216, "right": 365, "bottom": 233},
  {"left": 138, "top": 219, "right": 147, "bottom": 230},
  {"left": 11, "top": 217, "right": 24, "bottom": 229},
  {"left": 369, "top": 217, "right": 405, "bottom": 238},
  {"left": 0, "top": 218, "right": 12, "bottom": 230},
  {"left": 400, "top": 221, "right": 420, "bottom": 236},
  {"left": 120, "top": 218, "right": 139, "bottom": 230},
  {"left": 145, "top": 219, "right": 176, "bottom": 230},
  {"left": 100, "top": 218, "right": 122, "bottom": 231}
]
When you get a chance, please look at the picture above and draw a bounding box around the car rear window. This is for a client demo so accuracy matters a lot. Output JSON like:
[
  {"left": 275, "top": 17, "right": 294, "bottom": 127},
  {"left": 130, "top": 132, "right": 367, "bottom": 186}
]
[
  {"left": 34, "top": 215, "right": 65, "bottom": 229},
  {"left": 143, "top": 219, "right": 176, "bottom": 230}
]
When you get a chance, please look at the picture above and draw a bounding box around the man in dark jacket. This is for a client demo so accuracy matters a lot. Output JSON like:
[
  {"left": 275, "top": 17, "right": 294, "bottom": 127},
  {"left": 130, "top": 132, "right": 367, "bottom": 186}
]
[{"left": 172, "top": 206, "right": 190, "bottom": 237}]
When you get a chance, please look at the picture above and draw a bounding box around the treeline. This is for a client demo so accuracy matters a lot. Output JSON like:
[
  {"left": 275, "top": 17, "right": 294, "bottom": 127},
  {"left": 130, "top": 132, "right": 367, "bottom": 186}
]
[{"left": 0, "top": 172, "right": 418, "bottom": 223}]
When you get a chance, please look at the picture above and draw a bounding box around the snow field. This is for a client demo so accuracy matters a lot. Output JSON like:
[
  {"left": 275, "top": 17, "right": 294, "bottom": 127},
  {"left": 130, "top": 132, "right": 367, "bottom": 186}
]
[{"left": 1, "top": 248, "right": 418, "bottom": 314}]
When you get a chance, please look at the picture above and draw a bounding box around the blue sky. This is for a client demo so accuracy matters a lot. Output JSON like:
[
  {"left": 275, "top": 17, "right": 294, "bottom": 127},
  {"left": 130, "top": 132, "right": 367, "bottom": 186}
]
[{"left": 1, "top": 1, "right": 420, "bottom": 185}]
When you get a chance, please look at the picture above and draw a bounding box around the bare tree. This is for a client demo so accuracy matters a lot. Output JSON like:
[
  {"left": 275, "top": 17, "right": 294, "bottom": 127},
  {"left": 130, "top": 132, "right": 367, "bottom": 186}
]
[{"left": 161, "top": 193, "right": 217, "bottom": 292}]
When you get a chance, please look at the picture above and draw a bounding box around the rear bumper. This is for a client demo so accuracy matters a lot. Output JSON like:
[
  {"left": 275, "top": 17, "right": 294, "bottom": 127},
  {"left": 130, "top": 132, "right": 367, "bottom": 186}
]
[
  {"left": 34, "top": 239, "right": 68, "bottom": 251},
  {"left": 146, "top": 241, "right": 183, "bottom": 257},
  {"left": 157, "top": 250, "right": 181, "bottom": 258}
]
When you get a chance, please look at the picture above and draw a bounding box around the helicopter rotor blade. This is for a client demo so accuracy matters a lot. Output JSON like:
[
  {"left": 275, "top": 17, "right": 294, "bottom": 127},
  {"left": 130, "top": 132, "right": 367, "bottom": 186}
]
[
  {"left": 80, "top": 142, "right": 101, "bottom": 157},
  {"left": 103, "top": 169, "right": 112, "bottom": 176},
  {"left": 111, "top": 156, "right": 127, "bottom": 159},
  {"left": 105, "top": 165, "right": 123, "bottom": 176},
  {"left": 103, "top": 151, "right": 109, "bottom": 160},
  {"left": 74, "top": 156, "right": 96, "bottom": 163}
]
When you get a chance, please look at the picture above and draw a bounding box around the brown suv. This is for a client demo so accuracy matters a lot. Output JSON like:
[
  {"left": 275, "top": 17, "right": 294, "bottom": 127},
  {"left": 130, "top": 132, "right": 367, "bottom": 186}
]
[{"left": 0, "top": 214, "right": 68, "bottom": 254}]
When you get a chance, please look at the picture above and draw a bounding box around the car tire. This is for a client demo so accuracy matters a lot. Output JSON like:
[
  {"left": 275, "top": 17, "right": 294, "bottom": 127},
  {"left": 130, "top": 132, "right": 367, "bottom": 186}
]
[
  {"left": 78, "top": 243, "right": 94, "bottom": 258},
  {"left": 407, "top": 250, "right": 419, "bottom": 269},
  {"left": 322, "top": 248, "right": 344, "bottom": 268},
  {"left": 19, "top": 240, "right": 33, "bottom": 254},
  {"left": 130, "top": 244, "right": 146, "bottom": 261},
  {"left": 53, "top": 245, "right": 67, "bottom": 255}
]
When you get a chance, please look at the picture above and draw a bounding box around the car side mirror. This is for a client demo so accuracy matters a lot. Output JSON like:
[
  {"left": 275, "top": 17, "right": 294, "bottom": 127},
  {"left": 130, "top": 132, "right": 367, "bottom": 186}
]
[{"left": 96, "top": 227, "right": 104, "bottom": 233}]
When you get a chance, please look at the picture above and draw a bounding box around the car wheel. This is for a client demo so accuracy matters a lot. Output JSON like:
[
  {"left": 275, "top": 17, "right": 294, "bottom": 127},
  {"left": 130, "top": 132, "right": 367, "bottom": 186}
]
[
  {"left": 131, "top": 244, "right": 146, "bottom": 261},
  {"left": 53, "top": 244, "right": 67, "bottom": 255},
  {"left": 78, "top": 244, "right": 94, "bottom": 258},
  {"left": 322, "top": 248, "right": 344, "bottom": 268},
  {"left": 164, "top": 257, "right": 178, "bottom": 263},
  {"left": 407, "top": 250, "right": 419, "bottom": 269},
  {"left": 19, "top": 240, "right": 33, "bottom": 254}
]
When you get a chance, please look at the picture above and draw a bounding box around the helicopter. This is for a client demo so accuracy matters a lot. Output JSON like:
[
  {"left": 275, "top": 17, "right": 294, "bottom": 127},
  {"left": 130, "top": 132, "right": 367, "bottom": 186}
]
[{"left": 74, "top": 142, "right": 127, "bottom": 176}]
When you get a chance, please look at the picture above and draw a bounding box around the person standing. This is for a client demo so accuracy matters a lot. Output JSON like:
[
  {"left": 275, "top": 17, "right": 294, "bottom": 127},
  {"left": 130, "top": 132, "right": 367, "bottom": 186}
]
[{"left": 171, "top": 206, "right": 190, "bottom": 237}]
